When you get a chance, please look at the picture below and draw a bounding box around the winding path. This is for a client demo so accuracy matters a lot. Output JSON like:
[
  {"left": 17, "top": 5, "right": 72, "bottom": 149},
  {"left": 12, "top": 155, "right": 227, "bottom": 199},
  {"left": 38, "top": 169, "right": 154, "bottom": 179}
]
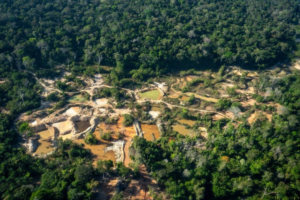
[{"left": 22, "top": 70, "right": 227, "bottom": 119}]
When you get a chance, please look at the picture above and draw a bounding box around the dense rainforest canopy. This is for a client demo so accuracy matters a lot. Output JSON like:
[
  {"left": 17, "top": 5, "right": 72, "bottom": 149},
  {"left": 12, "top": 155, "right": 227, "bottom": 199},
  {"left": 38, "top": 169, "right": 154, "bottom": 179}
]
[{"left": 0, "top": 0, "right": 299, "bottom": 78}]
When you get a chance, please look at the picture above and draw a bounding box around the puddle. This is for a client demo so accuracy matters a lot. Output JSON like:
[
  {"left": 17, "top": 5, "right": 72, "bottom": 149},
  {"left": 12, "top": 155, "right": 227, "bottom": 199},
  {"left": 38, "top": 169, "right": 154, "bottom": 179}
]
[
  {"left": 35, "top": 130, "right": 54, "bottom": 155},
  {"left": 141, "top": 124, "right": 161, "bottom": 141},
  {"left": 177, "top": 119, "right": 196, "bottom": 126},
  {"left": 138, "top": 90, "right": 161, "bottom": 100},
  {"left": 75, "top": 121, "right": 91, "bottom": 133}
]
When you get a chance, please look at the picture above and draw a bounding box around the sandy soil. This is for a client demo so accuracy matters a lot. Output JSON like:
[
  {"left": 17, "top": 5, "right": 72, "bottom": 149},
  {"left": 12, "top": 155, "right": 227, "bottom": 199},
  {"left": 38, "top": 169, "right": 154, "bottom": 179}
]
[
  {"left": 118, "top": 117, "right": 136, "bottom": 167},
  {"left": 149, "top": 111, "right": 160, "bottom": 119},
  {"left": 64, "top": 107, "right": 80, "bottom": 116},
  {"left": 241, "top": 99, "right": 257, "bottom": 107},
  {"left": 52, "top": 120, "right": 72, "bottom": 135},
  {"left": 291, "top": 59, "right": 300, "bottom": 70},
  {"left": 236, "top": 87, "right": 255, "bottom": 95},
  {"left": 74, "top": 137, "right": 116, "bottom": 166},
  {"left": 95, "top": 98, "right": 108, "bottom": 106},
  {"left": 248, "top": 112, "right": 272, "bottom": 124},
  {"left": 212, "top": 114, "right": 225, "bottom": 121},
  {"left": 123, "top": 165, "right": 158, "bottom": 200},
  {"left": 221, "top": 83, "right": 235, "bottom": 89},
  {"left": 186, "top": 75, "right": 199, "bottom": 82}
]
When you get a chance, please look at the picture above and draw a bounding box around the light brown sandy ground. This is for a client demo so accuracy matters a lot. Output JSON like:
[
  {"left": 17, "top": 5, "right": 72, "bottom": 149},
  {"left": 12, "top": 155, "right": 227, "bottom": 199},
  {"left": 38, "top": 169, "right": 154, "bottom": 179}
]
[
  {"left": 123, "top": 165, "right": 158, "bottom": 200},
  {"left": 186, "top": 75, "right": 199, "bottom": 82},
  {"left": 248, "top": 111, "right": 272, "bottom": 124}
]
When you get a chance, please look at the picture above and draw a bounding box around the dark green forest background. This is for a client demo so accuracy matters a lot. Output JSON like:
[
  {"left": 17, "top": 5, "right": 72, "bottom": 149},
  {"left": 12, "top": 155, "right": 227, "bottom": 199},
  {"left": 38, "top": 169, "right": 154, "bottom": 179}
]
[{"left": 1, "top": 0, "right": 300, "bottom": 199}]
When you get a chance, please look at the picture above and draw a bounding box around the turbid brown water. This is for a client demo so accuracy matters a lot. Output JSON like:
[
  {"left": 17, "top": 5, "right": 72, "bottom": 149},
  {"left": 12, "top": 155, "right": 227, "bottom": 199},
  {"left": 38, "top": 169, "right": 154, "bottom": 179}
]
[
  {"left": 35, "top": 130, "right": 54, "bottom": 155},
  {"left": 76, "top": 121, "right": 91, "bottom": 133},
  {"left": 177, "top": 119, "right": 196, "bottom": 126},
  {"left": 141, "top": 124, "right": 161, "bottom": 141}
]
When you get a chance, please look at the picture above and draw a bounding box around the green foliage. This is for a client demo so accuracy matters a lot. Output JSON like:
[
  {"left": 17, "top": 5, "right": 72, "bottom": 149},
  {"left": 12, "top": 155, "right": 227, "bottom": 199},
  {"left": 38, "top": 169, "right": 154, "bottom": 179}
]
[
  {"left": 101, "top": 132, "right": 112, "bottom": 141},
  {"left": 218, "top": 65, "right": 226, "bottom": 76},
  {"left": 46, "top": 92, "right": 60, "bottom": 102},
  {"left": 97, "top": 160, "right": 114, "bottom": 174},
  {"left": 84, "top": 133, "right": 97, "bottom": 145},
  {"left": 123, "top": 114, "right": 134, "bottom": 126},
  {"left": 75, "top": 164, "right": 94, "bottom": 184},
  {"left": 215, "top": 99, "right": 232, "bottom": 111},
  {"left": 116, "top": 162, "right": 132, "bottom": 178},
  {"left": 18, "top": 122, "right": 31, "bottom": 134}
]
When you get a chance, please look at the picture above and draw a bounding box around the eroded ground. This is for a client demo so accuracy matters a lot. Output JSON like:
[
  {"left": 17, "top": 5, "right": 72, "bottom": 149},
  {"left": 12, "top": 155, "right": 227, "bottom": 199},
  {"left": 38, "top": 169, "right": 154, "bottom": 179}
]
[{"left": 15, "top": 63, "right": 298, "bottom": 199}]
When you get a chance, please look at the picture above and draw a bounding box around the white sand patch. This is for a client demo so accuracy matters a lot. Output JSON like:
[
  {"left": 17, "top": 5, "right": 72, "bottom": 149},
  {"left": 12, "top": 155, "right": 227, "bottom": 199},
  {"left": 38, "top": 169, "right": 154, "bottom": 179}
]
[
  {"left": 52, "top": 121, "right": 72, "bottom": 135},
  {"left": 149, "top": 111, "right": 160, "bottom": 119},
  {"left": 59, "top": 133, "right": 73, "bottom": 140},
  {"left": 221, "top": 83, "right": 235, "bottom": 89},
  {"left": 93, "top": 74, "right": 103, "bottom": 86},
  {"left": 98, "top": 108, "right": 106, "bottom": 113},
  {"left": 292, "top": 59, "right": 300, "bottom": 70},
  {"left": 115, "top": 108, "right": 131, "bottom": 115},
  {"left": 153, "top": 82, "right": 168, "bottom": 92},
  {"left": 43, "top": 79, "right": 55, "bottom": 84},
  {"left": 105, "top": 140, "right": 124, "bottom": 163},
  {"left": 95, "top": 99, "right": 108, "bottom": 106},
  {"left": 31, "top": 121, "right": 37, "bottom": 126},
  {"left": 64, "top": 107, "right": 79, "bottom": 116}
]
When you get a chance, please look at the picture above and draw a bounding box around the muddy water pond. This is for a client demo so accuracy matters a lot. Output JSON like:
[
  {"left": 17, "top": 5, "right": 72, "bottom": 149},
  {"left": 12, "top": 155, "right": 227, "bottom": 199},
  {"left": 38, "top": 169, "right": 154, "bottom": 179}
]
[
  {"left": 141, "top": 124, "right": 161, "bottom": 141},
  {"left": 75, "top": 121, "right": 91, "bottom": 133},
  {"left": 35, "top": 130, "right": 54, "bottom": 155},
  {"left": 138, "top": 90, "right": 161, "bottom": 100},
  {"left": 177, "top": 119, "right": 196, "bottom": 126}
]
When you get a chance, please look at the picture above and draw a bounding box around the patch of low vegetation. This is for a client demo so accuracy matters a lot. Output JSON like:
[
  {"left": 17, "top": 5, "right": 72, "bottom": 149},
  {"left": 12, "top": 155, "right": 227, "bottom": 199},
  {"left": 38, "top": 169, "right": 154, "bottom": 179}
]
[
  {"left": 101, "top": 132, "right": 112, "bottom": 141},
  {"left": 84, "top": 132, "right": 97, "bottom": 145},
  {"left": 138, "top": 90, "right": 160, "bottom": 100},
  {"left": 123, "top": 114, "right": 134, "bottom": 126}
]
